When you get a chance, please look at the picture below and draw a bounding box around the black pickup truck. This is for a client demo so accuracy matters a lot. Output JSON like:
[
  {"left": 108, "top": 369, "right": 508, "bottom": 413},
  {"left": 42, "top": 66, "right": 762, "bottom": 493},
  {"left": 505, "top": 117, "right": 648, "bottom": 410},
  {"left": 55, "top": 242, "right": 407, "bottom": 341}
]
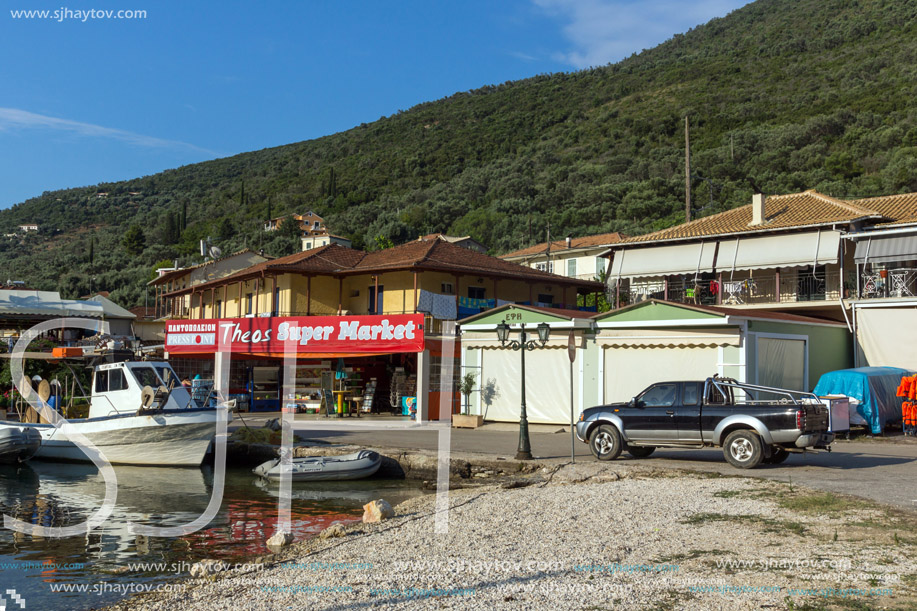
[{"left": 575, "top": 376, "right": 834, "bottom": 469}]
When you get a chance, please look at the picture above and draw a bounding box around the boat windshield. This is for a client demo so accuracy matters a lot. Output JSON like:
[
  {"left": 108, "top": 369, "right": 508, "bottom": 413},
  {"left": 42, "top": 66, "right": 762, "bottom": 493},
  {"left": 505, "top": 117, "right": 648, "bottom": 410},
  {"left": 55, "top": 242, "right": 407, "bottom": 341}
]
[
  {"left": 154, "top": 366, "right": 178, "bottom": 388},
  {"left": 131, "top": 366, "right": 163, "bottom": 389}
]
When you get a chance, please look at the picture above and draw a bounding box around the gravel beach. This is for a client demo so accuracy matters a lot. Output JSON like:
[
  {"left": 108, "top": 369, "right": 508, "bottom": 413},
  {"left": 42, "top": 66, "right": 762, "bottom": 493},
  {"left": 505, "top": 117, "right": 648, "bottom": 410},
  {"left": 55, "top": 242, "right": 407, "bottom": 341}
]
[{"left": 107, "top": 462, "right": 917, "bottom": 611}]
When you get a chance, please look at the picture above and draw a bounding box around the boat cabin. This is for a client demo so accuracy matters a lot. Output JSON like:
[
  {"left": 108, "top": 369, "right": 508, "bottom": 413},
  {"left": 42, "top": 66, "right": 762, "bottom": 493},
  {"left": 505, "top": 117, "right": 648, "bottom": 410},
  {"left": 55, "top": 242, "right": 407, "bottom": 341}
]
[{"left": 90, "top": 361, "right": 196, "bottom": 419}]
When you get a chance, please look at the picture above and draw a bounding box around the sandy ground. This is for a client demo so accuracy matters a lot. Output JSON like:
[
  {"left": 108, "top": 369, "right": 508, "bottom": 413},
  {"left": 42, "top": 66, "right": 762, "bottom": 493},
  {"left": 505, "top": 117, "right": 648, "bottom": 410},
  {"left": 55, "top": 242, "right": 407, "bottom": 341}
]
[{"left": 104, "top": 461, "right": 917, "bottom": 611}]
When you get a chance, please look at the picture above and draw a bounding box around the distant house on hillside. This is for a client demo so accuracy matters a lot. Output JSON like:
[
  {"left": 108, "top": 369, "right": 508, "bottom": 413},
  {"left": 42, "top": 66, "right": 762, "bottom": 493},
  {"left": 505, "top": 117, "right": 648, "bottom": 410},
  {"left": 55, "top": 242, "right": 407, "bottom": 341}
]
[
  {"left": 302, "top": 233, "right": 352, "bottom": 251},
  {"left": 418, "top": 233, "right": 487, "bottom": 253},
  {"left": 18, "top": 224, "right": 38, "bottom": 232},
  {"left": 501, "top": 231, "right": 626, "bottom": 281},
  {"left": 264, "top": 211, "right": 326, "bottom": 235}
]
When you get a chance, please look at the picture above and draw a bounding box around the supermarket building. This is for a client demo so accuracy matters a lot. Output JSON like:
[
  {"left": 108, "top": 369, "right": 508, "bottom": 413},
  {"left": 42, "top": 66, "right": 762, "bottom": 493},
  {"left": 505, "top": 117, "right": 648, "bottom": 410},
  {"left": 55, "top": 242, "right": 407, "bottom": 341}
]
[{"left": 158, "top": 239, "right": 602, "bottom": 420}]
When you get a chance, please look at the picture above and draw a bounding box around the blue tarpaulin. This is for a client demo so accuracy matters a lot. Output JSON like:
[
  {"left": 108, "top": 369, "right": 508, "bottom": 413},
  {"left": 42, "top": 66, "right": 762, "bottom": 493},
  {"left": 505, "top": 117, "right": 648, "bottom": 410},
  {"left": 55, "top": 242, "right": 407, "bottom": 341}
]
[{"left": 814, "top": 367, "right": 914, "bottom": 434}]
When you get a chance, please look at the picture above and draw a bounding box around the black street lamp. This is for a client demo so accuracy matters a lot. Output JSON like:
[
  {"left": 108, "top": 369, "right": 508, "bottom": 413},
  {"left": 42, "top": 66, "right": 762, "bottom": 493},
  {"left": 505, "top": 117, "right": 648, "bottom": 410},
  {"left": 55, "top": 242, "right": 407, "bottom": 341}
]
[{"left": 496, "top": 320, "right": 550, "bottom": 460}]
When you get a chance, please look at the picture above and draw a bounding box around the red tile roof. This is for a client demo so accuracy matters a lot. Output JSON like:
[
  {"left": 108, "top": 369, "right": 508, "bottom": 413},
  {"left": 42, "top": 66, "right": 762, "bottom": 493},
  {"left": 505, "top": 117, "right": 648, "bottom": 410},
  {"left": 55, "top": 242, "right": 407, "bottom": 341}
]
[
  {"left": 853, "top": 192, "right": 917, "bottom": 227},
  {"left": 622, "top": 191, "right": 880, "bottom": 245},
  {"left": 163, "top": 240, "right": 602, "bottom": 297},
  {"left": 128, "top": 306, "right": 157, "bottom": 319},
  {"left": 501, "top": 232, "right": 627, "bottom": 259},
  {"left": 150, "top": 249, "right": 268, "bottom": 285}
]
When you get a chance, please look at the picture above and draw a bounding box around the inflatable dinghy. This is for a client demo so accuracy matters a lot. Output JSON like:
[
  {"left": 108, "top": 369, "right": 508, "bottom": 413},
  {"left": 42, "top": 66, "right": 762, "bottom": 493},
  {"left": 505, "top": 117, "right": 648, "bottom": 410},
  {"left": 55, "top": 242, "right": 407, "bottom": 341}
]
[
  {"left": 253, "top": 450, "right": 381, "bottom": 481},
  {"left": 0, "top": 426, "right": 41, "bottom": 464}
]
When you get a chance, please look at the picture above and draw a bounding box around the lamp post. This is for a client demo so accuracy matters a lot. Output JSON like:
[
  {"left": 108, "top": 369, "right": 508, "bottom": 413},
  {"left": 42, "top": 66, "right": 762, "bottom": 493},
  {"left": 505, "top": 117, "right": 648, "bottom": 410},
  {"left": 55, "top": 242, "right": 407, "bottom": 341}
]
[{"left": 496, "top": 320, "right": 550, "bottom": 460}]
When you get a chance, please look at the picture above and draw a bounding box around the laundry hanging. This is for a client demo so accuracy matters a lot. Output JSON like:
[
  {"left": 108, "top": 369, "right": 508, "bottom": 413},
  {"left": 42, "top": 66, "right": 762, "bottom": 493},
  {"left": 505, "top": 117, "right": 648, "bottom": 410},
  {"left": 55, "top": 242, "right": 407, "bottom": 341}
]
[{"left": 416, "top": 289, "right": 457, "bottom": 320}]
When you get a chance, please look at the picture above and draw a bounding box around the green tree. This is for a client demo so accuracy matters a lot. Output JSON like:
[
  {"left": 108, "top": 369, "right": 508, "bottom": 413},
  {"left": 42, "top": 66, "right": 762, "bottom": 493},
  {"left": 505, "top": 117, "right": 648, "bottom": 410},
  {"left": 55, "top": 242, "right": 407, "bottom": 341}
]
[
  {"left": 122, "top": 224, "right": 145, "bottom": 256},
  {"left": 217, "top": 217, "right": 235, "bottom": 240},
  {"left": 150, "top": 259, "right": 174, "bottom": 281},
  {"left": 278, "top": 215, "right": 301, "bottom": 239},
  {"left": 373, "top": 234, "right": 395, "bottom": 250}
]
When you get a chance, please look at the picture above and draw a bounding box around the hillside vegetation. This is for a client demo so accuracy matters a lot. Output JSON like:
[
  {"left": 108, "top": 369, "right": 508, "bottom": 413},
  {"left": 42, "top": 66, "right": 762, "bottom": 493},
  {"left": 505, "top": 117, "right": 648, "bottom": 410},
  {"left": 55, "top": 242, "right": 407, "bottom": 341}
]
[{"left": 2, "top": 0, "right": 917, "bottom": 307}]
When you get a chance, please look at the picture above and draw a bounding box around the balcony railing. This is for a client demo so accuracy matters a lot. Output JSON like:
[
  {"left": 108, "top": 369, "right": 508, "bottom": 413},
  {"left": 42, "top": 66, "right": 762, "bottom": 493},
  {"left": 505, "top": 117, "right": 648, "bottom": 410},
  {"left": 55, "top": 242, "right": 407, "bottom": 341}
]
[
  {"left": 627, "top": 271, "right": 844, "bottom": 307},
  {"left": 858, "top": 268, "right": 917, "bottom": 299}
]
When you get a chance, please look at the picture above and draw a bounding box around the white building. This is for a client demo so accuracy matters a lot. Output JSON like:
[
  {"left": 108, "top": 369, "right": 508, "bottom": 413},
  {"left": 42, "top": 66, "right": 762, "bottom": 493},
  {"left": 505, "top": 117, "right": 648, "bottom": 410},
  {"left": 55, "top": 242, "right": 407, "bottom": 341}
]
[{"left": 500, "top": 231, "right": 626, "bottom": 281}]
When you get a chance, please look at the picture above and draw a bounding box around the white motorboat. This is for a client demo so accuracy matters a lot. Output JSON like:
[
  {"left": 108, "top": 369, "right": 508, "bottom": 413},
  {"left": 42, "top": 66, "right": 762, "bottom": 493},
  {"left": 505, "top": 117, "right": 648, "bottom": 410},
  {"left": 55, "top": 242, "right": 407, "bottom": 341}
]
[
  {"left": 0, "top": 359, "right": 227, "bottom": 467},
  {"left": 0, "top": 426, "right": 41, "bottom": 464},
  {"left": 253, "top": 450, "right": 381, "bottom": 481}
]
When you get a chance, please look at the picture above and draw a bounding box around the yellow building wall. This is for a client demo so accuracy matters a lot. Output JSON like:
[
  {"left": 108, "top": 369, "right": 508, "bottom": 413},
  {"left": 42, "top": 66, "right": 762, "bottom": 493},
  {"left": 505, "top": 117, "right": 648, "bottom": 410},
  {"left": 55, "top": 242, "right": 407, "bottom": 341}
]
[
  {"left": 182, "top": 269, "right": 582, "bottom": 319},
  {"left": 341, "top": 272, "right": 414, "bottom": 315}
]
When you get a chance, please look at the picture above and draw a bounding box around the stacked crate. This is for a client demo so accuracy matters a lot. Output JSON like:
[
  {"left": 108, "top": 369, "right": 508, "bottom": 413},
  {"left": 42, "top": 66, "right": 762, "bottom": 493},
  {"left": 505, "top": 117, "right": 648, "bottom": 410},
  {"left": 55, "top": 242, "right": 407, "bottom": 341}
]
[{"left": 896, "top": 375, "right": 916, "bottom": 436}]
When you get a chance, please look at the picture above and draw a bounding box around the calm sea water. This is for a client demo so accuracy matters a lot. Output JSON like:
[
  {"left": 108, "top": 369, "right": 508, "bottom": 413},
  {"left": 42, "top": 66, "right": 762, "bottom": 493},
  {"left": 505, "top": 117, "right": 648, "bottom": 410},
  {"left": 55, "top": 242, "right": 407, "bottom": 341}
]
[{"left": 0, "top": 461, "right": 427, "bottom": 610}]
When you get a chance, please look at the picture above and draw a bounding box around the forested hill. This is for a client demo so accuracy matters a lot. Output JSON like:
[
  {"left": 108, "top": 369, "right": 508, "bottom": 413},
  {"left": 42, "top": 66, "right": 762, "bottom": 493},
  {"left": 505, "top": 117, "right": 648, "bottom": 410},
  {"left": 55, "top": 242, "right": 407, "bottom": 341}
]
[{"left": 2, "top": 0, "right": 917, "bottom": 307}]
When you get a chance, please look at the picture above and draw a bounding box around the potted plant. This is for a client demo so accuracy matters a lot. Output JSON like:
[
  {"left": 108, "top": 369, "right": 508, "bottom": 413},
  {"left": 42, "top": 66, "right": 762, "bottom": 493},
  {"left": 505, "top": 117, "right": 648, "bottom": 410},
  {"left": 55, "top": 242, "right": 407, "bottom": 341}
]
[{"left": 453, "top": 372, "right": 483, "bottom": 428}]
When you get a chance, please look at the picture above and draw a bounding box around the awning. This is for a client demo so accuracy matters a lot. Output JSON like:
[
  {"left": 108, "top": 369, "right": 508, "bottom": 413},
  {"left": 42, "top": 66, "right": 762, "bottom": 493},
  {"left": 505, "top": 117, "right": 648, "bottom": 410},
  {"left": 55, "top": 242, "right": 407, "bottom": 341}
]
[
  {"left": 716, "top": 231, "right": 841, "bottom": 272},
  {"left": 0, "top": 290, "right": 106, "bottom": 318},
  {"left": 853, "top": 234, "right": 917, "bottom": 264},
  {"left": 598, "top": 328, "right": 740, "bottom": 348},
  {"left": 610, "top": 242, "right": 717, "bottom": 279}
]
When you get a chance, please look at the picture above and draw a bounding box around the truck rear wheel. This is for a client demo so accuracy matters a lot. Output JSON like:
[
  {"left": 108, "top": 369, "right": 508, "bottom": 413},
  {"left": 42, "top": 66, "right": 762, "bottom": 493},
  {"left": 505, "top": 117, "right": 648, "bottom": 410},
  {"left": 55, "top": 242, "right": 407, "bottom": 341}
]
[
  {"left": 764, "top": 447, "right": 790, "bottom": 464},
  {"left": 723, "top": 430, "right": 764, "bottom": 469},
  {"left": 589, "top": 425, "right": 622, "bottom": 461}
]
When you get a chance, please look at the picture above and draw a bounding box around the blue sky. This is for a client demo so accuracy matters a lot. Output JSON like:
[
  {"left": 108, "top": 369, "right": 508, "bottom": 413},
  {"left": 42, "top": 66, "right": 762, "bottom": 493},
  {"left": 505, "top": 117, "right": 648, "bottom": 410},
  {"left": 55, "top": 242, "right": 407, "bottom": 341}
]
[{"left": 0, "top": 0, "right": 749, "bottom": 209}]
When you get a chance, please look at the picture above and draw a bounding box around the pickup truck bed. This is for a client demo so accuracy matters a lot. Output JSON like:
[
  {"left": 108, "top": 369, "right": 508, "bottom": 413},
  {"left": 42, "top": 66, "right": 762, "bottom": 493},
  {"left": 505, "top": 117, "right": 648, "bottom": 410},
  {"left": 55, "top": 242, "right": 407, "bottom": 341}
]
[{"left": 575, "top": 376, "right": 834, "bottom": 469}]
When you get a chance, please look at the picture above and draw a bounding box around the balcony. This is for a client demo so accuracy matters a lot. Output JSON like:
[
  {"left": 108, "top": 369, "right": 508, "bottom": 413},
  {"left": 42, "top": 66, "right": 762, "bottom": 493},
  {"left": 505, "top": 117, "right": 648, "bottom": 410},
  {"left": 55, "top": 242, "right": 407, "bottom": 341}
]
[{"left": 627, "top": 271, "right": 844, "bottom": 307}]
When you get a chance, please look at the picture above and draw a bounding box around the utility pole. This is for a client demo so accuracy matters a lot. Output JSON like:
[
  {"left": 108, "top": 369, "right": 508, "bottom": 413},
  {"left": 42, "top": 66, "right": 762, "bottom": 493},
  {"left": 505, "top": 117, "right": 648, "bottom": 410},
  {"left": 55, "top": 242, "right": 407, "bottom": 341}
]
[
  {"left": 546, "top": 222, "right": 552, "bottom": 274},
  {"left": 685, "top": 116, "right": 691, "bottom": 223}
]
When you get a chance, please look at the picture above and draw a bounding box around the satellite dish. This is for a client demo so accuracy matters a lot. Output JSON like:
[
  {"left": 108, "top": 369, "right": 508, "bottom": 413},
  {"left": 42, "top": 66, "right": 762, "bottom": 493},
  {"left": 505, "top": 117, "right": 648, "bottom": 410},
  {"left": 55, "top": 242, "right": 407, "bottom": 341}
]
[
  {"left": 208, "top": 246, "right": 222, "bottom": 259},
  {"left": 141, "top": 385, "right": 156, "bottom": 408},
  {"left": 38, "top": 380, "right": 51, "bottom": 403}
]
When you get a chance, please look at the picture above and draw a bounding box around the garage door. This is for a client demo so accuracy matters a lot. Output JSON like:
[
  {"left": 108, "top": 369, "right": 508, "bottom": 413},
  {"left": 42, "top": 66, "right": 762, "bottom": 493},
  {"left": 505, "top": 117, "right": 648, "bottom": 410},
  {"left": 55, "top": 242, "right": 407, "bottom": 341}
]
[
  {"left": 481, "top": 348, "right": 576, "bottom": 424},
  {"left": 856, "top": 306, "right": 917, "bottom": 370},
  {"left": 604, "top": 346, "right": 720, "bottom": 403},
  {"left": 756, "top": 337, "right": 806, "bottom": 391}
]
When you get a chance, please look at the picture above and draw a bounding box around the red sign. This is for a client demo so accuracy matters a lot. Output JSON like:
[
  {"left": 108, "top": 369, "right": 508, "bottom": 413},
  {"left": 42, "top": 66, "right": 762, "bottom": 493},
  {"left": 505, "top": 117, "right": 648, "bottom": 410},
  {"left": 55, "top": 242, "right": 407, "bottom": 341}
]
[{"left": 165, "top": 314, "right": 425, "bottom": 355}]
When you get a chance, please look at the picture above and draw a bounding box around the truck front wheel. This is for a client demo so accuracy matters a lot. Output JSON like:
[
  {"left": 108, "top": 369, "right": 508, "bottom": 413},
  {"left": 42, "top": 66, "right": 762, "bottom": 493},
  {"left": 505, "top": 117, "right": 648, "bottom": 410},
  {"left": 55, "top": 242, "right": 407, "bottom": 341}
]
[
  {"left": 589, "top": 425, "right": 623, "bottom": 461},
  {"left": 626, "top": 446, "right": 655, "bottom": 458},
  {"left": 723, "top": 430, "right": 764, "bottom": 469}
]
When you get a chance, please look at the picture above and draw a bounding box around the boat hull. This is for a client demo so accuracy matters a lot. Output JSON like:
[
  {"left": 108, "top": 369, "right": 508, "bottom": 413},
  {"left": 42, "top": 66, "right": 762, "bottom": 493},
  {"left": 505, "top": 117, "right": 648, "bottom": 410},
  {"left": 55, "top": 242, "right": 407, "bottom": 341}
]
[{"left": 0, "top": 408, "right": 223, "bottom": 467}]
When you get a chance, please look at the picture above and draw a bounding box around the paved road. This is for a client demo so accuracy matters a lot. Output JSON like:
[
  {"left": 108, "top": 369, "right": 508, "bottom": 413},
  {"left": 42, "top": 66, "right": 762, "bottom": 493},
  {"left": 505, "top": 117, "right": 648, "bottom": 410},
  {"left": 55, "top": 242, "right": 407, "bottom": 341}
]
[{"left": 234, "top": 414, "right": 917, "bottom": 511}]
